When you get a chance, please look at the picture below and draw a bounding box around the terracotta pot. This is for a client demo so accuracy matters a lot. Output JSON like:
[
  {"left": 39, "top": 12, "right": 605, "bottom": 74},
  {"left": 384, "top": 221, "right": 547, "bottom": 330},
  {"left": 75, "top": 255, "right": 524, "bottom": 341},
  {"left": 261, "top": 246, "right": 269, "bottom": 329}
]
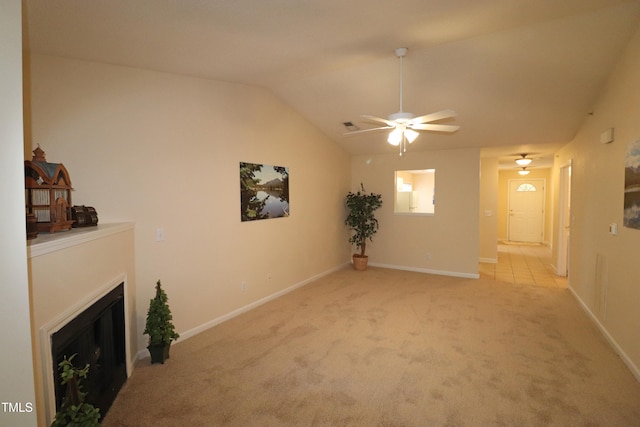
[{"left": 352, "top": 254, "right": 369, "bottom": 271}]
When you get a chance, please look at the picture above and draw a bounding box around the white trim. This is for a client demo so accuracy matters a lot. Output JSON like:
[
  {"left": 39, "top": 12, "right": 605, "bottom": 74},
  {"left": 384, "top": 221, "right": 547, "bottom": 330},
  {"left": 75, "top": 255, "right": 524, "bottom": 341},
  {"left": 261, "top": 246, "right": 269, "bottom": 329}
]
[
  {"left": 479, "top": 257, "right": 498, "bottom": 264},
  {"left": 567, "top": 285, "right": 640, "bottom": 383},
  {"left": 27, "top": 222, "right": 135, "bottom": 258},
  {"left": 556, "top": 161, "right": 572, "bottom": 277},
  {"left": 136, "top": 263, "right": 351, "bottom": 361},
  {"left": 40, "top": 274, "right": 132, "bottom": 425},
  {"left": 369, "top": 262, "right": 480, "bottom": 279}
]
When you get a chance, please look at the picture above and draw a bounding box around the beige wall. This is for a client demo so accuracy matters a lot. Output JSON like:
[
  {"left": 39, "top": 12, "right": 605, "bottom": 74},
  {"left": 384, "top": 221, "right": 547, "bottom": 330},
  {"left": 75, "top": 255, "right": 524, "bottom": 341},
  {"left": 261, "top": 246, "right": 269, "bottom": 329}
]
[
  {"left": 351, "top": 148, "right": 480, "bottom": 277},
  {"left": 479, "top": 157, "right": 499, "bottom": 262},
  {"left": 498, "top": 168, "right": 553, "bottom": 244},
  {"left": 553, "top": 24, "right": 640, "bottom": 378},
  {"left": 0, "top": 2, "right": 38, "bottom": 426},
  {"left": 27, "top": 55, "right": 351, "bottom": 361}
]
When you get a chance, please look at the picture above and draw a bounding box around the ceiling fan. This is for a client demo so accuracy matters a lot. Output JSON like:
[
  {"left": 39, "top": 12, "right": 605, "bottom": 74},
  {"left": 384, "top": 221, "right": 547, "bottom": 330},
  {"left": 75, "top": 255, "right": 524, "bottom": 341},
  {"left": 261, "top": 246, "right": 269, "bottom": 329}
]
[{"left": 345, "top": 47, "right": 460, "bottom": 156}]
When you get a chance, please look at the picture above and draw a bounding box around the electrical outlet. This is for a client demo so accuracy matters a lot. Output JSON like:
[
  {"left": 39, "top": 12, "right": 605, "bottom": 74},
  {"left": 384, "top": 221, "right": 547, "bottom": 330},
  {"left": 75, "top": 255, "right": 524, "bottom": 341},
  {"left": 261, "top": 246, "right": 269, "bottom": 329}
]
[{"left": 240, "top": 281, "right": 247, "bottom": 291}]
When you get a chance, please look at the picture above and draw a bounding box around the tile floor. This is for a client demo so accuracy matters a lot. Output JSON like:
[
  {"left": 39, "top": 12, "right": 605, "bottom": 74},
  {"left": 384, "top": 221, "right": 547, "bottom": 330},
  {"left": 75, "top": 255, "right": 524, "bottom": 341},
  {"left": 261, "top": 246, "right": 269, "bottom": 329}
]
[{"left": 479, "top": 243, "right": 568, "bottom": 288}]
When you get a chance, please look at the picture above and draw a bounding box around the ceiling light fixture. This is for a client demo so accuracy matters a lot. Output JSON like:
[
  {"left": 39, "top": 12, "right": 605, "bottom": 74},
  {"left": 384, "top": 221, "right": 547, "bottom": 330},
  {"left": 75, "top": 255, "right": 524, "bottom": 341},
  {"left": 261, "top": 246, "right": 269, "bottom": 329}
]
[
  {"left": 387, "top": 124, "right": 419, "bottom": 146},
  {"left": 387, "top": 127, "right": 403, "bottom": 146},
  {"left": 404, "top": 128, "right": 419, "bottom": 143},
  {"left": 515, "top": 154, "right": 532, "bottom": 166},
  {"left": 518, "top": 167, "right": 530, "bottom": 176}
]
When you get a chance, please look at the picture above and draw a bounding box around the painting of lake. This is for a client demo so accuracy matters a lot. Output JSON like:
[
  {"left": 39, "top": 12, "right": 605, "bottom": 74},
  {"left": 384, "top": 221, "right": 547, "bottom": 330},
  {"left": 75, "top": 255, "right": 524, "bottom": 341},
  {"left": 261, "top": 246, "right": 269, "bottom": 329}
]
[
  {"left": 624, "top": 138, "right": 640, "bottom": 230},
  {"left": 240, "top": 162, "right": 289, "bottom": 222}
]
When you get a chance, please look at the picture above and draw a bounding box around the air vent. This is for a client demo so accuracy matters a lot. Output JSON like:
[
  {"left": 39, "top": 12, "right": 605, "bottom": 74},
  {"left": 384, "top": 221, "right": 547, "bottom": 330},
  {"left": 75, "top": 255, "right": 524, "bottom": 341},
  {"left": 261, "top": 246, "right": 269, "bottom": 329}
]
[{"left": 343, "top": 122, "right": 359, "bottom": 132}]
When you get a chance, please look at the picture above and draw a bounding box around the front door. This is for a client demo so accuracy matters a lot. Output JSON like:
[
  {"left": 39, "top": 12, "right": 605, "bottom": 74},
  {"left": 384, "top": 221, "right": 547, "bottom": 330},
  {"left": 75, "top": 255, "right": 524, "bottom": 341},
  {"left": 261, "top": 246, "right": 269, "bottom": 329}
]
[{"left": 508, "top": 179, "right": 545, "bottom": 243}]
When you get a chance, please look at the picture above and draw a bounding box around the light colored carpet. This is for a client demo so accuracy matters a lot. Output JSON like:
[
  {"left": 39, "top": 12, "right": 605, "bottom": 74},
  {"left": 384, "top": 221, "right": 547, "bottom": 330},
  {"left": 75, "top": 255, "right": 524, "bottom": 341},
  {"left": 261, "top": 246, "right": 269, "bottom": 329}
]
[{"left": 103, "top": 267, "right": 640, "bottom": 426}]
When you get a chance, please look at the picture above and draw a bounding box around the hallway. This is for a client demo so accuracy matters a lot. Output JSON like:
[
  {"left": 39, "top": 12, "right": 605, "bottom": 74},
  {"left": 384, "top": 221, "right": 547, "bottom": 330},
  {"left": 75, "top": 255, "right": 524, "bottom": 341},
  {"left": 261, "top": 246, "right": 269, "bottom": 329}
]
[{"left": 479, "top": 243, "right": 568, "bottom": 288}]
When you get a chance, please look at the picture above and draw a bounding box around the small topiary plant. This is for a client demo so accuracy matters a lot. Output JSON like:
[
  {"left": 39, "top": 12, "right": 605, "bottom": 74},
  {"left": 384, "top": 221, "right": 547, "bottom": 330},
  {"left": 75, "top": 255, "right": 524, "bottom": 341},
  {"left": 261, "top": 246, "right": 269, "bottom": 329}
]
[{"left": 143, "top": 280, "right": 179, "bottom": 363}]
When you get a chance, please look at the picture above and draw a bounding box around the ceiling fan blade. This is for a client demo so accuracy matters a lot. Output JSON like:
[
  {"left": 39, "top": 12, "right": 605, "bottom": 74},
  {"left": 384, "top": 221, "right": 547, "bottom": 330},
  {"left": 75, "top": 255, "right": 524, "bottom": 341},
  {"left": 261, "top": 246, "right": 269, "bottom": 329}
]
[
  {"left": 410, "top": 123, "right": 460, "bottom": 132},
  {"left": 411, "top": 110, "right": 457, "bottom": 124},
  {"left": 343, "top": 126, "right": 394, "bottom": 137},
  {"left": 361, "top": 115, "right": 396, "bottom": 127}
]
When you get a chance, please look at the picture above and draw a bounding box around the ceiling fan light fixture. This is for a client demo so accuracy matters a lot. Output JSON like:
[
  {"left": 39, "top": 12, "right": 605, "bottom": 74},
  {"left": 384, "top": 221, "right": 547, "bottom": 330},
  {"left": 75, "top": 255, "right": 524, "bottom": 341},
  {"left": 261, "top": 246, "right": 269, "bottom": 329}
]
[
  {"left": 388, "top": 128, "right": 403, "bottom": 146},
  {"left": 405, "top": 129, "right": 419, "bottom": 143}
]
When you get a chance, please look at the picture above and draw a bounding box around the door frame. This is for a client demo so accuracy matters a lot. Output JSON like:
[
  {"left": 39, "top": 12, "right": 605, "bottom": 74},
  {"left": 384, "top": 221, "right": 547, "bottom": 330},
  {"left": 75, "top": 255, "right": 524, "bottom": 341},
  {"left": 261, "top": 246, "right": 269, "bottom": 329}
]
[{"left": 555, "top": 161, "right": 572, "bottom": 276}]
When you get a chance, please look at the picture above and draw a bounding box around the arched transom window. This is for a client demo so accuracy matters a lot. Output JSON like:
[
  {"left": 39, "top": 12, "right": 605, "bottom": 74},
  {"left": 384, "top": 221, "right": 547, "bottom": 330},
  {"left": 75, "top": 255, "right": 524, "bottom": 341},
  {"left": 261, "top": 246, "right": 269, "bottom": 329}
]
[{"left": 516, "top": 183, "right": 537, "bottom": 192}]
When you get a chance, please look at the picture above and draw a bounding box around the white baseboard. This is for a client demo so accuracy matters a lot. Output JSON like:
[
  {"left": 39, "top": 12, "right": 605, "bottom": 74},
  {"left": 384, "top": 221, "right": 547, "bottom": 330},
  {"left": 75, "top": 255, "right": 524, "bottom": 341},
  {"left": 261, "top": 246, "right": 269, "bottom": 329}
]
[
  {"left": 567, "top": 285, "right": 640, "bottom": 383},
  {"left": 369, "top": 262, "right": 480, "bottom": 279},
  {"left": 136, "top": 263, "right": 350, "bottom": 360},
  {"left": 479, "top": 257, "right": 498, "bottom": 264}
]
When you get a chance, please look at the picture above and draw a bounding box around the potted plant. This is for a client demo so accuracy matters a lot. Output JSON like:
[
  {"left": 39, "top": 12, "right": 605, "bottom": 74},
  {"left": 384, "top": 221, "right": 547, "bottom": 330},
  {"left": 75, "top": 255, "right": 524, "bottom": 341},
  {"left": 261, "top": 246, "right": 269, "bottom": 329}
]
[
  {"left": 50, "top": 354, "right": 101, "bottom": 427},
  {"left": 143, "top": 280, "right": 179, "bottom": 364},
  {"left": 345, "top": 183, "right": 383, "bottom": 270}
]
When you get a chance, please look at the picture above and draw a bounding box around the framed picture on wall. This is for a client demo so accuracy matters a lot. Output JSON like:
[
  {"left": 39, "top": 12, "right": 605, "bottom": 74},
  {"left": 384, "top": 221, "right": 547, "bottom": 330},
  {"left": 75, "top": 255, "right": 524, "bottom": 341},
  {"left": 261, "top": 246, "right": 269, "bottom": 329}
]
[
  {"left": 624, "top": 138, "right": 640, "bottom": 230},
  {"left": 240, "top": 162, "right": 290, "bottom": 221}
]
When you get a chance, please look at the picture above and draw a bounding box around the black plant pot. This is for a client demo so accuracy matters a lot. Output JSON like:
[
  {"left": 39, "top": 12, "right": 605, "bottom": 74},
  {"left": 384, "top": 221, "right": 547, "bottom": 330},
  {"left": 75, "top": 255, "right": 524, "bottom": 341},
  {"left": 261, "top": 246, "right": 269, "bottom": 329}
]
[{"left": 148, "top": 343, "right": 171, "bottom": 364}]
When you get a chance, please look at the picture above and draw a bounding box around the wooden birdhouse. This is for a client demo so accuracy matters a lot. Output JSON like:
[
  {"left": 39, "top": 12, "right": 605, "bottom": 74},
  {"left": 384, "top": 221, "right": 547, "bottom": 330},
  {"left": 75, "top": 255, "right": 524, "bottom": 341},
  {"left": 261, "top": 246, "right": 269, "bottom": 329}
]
[{"left": 24, "top": 146, "right": 74, "bottom": 233}]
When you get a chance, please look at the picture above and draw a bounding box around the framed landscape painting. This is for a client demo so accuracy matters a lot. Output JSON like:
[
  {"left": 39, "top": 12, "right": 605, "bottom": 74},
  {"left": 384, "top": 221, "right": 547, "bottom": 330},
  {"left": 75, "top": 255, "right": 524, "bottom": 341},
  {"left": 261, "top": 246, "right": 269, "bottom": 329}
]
[
  {"left": 624, "top": 138, "right": 640, "bottom": 230},
  {"left": 240, "top": 162, "right": 289, "bottom": 222}
]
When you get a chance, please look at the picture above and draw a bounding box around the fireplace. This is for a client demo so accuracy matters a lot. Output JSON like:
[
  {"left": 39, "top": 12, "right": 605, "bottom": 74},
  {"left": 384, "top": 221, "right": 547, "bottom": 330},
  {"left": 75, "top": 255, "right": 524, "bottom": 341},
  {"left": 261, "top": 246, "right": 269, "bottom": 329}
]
[
  {"left": 29, "top": 222, "right": 135, "bottom": 426},
  {"left": 50, "top": 282, "right": 127, "bottom": 418}
]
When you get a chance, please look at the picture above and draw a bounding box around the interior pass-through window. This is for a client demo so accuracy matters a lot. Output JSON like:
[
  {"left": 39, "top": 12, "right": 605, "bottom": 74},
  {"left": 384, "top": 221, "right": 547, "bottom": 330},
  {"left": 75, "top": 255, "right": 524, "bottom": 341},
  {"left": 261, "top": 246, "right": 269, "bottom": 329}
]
[{"left": 394, "top": 169, "right": 435, "bottom": 215}]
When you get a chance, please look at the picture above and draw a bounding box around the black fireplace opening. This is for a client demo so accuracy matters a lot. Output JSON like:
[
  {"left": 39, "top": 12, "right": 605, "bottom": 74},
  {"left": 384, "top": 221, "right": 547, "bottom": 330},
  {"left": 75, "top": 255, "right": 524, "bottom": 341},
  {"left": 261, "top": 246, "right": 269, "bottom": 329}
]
[{"left": 51, "top": 282, "right": 127, "bottom": 419}]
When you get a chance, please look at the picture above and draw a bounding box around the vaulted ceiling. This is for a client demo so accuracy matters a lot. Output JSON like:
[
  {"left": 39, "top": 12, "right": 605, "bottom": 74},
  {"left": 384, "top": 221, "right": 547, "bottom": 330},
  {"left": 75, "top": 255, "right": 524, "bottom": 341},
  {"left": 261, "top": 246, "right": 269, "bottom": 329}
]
[{"left": 23, "top": 0, "right": 640, "bottom": 168}]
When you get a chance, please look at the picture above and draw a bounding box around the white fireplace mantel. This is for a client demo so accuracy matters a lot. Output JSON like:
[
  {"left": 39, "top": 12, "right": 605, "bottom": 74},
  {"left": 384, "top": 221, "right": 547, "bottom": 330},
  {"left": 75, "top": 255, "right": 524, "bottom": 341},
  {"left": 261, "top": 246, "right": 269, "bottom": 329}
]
[{"left": 27, "top": 222, "right": 135, "bottom": 258}]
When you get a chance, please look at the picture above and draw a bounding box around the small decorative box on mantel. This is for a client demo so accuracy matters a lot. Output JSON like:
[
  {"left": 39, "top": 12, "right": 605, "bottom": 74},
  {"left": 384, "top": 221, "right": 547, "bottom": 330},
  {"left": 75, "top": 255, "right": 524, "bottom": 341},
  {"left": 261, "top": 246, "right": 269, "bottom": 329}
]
[{"left": 24, "top": 146, "right": 75, "bottom": 233}]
